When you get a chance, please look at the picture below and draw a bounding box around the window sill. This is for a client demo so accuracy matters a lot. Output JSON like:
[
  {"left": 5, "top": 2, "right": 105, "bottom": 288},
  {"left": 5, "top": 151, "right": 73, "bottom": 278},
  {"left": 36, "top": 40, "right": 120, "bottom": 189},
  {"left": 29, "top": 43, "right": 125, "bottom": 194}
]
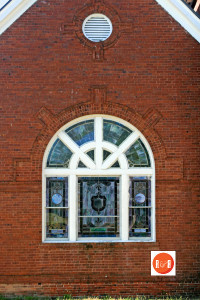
[{"left": 43, "top": 238, "right": 156, "bottom": 243}]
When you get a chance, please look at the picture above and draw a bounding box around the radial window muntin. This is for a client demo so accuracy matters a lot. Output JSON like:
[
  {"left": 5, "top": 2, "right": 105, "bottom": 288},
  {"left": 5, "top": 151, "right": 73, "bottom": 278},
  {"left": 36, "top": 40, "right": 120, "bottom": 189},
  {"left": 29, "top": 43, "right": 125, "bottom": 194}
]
[
  {"left": 43, "top": 115, "right": 155, "bottom": 243},
  {"left": 82, "top": 13, "right": 113, "bottom": 42}
]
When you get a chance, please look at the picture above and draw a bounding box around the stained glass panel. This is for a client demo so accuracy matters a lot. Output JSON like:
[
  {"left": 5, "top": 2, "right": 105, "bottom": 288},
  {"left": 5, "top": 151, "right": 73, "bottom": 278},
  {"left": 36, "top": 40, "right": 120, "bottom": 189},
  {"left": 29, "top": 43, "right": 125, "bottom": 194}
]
[
  {"left": 78, "top": 161, "right": 87, "bottom": 168},
  {"left": 46, "top": 178, "right": 68, "bottom": 239},
  {"left": 126, "top": 139, "right": 150, "bottom": 167},
  {"left": 103, "top": 120, "right": 132, "bottom": 146},
  {"left": 78, "top": 177, "right": 119, "bottom": 238},
  {"left": 47, "top": 139, "right": 73, "bottom": 168},
  {"left": 46, "top": 209, "right": 68, "bottom": 238},
  {"left": 129, "top": 208, "right": 151, "bottom": 238},
  {"left": 129, "top": 177, "right": 151, "bottom": 238},
  {"left": 66, "top": 120, "right": 94, "bottom": 146}
]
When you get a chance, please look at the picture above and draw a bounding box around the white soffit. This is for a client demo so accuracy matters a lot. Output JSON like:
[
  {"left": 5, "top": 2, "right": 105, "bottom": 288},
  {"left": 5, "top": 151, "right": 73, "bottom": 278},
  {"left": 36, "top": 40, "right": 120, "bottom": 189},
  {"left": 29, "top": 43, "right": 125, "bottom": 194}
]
[
  {"left": 0, "top": 0, "right": 38, "bottom": 35},
  {"left": 155, "top": 0, "right": 200, "bottom": 43}
]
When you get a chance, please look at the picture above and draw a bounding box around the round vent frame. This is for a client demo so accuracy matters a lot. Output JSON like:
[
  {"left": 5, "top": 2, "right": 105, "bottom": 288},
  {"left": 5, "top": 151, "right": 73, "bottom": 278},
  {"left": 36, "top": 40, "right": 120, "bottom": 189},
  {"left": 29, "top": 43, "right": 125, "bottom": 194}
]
[
  {"left": 82, "top": 13, "right": 113, "bottom": 43},
  {"left": 65, "top": 1, "right": 132, "bottom": 61}
]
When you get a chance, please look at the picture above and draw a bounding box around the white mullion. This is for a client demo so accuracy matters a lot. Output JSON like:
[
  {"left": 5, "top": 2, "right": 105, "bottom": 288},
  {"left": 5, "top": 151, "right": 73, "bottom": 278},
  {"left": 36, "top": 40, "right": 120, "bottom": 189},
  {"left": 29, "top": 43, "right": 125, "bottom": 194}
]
[
  {"left": 121, "top": 174, "right": 129, "bottom": 241},
  {"left": 44, "top": 167, "right": 153, "bottom": 177},
  {"left": 95, "top": 117, "right": 103, "bottom": 169},
  {"left": 102, "top": 132, "right": 140, "bottom": 169},
  {"left": 126, "top": 168, "right": 153, "bottom": 176},
  {"left": 42, "top": 174, "right": 46, "bottom": 242},
  {"left": 69, "top": 174, "right": 77, "bottom": 241},
  {"left": 58, "top": 132, "right": 96, "bottom": 169},
  {"left": 69, "top": 153, "right": 79, "bottom": 169}
]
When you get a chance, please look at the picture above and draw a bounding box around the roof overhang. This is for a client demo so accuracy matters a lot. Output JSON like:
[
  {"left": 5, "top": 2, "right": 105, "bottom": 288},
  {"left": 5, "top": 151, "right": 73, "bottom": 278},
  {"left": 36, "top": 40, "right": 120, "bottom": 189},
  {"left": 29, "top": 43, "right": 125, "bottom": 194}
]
[
  {"left": 0, "top": 0, "right": 38, "bottom": 35},
  {"left": 0, "top": 0, "right": 200, "bottom": 43},
  {"left": 155, "top": 0, "right": 200, "bottom": 43}
]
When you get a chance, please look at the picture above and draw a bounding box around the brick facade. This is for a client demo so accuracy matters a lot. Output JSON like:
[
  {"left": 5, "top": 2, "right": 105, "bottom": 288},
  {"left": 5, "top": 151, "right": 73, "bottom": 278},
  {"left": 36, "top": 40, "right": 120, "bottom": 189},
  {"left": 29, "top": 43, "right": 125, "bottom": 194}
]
[{"left": 0, "top": 0, "right": 199, "bottom": 297}]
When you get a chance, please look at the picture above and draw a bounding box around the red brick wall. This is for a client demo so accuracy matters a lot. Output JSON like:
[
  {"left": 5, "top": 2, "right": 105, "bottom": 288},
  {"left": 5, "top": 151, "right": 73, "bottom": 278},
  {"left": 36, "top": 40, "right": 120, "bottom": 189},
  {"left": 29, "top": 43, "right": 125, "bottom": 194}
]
[{"left": 0, "top": 0, "right": 199, "bottom": 297}]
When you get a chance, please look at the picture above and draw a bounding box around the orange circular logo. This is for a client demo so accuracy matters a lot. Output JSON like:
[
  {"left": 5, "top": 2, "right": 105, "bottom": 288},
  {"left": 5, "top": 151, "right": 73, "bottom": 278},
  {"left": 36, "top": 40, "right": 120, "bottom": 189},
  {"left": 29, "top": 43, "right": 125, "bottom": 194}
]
[{"left": 153, "top": 252, "right": 174, "bottom": 274}]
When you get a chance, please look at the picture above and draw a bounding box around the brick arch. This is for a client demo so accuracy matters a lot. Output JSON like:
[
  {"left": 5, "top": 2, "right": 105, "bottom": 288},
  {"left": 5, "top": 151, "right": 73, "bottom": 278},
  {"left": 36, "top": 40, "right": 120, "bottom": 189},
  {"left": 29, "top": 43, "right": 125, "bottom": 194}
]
[{"left": 32, "top": 101, "right": 166, "bottom": 171}]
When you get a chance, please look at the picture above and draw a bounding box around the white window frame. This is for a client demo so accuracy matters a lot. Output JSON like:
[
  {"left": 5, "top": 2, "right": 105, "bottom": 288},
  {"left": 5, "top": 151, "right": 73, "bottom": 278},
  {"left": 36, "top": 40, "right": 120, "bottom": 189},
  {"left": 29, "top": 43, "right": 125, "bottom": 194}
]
[{"left": 42, "top": 115, "right": 155, "bottom": 243}]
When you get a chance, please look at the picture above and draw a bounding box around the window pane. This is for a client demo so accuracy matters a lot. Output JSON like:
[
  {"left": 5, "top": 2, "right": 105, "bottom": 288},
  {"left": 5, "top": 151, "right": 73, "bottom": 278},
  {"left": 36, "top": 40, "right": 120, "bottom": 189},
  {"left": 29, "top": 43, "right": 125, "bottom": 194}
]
[
  {"left": 78, "top": 161, "right": 87, "bottom": 168},
  {"left": 129, "top": 208, "right": 151, "bottom": 238},
  {"left": 46, "top": 209, "right": 68, "bottom": 238},
  {"left": 46, "top": 177, "right": 68, "bottom": 207},
  {"left": 103, "top": 120, "right": 132, "bottom": 146},
  {"left": 47, "top": 139, "right": 72, "bottom": 168},
  {"left": 129, "top": 178, "right": 151, "bottom": 207},
  {"left": 129, "top": 177, "right": 151, "bottom": 238},
  {"left": 111, "top": 161, "right": 120, "bottom": 168},
  {"left": 103, "top": 150, "right": 111, "bottom": 161},
  {"left": 87, "top": 150, "right": 94, "bottom": 161},
  {"left": 66, "top": 120, "right": 94, "bottom": 146},
  {"left": 46, "top": 178, "right": 68, "bottom": 239},
  {"left": 126, "top": 139, "right": 150, "bottom": 167},
  {"left": 78, "top": 177, "right": 119, "bottom": 238},
  {"left": 78, "top": 217, "right": 119, "bottom": 237}
]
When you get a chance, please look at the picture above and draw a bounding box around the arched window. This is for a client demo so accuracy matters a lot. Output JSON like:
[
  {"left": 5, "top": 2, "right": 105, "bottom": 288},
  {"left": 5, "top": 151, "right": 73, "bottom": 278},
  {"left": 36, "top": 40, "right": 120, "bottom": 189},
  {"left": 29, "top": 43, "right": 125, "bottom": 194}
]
[{"left": 43, "top": 115, "right": 155, "bottom": 242}]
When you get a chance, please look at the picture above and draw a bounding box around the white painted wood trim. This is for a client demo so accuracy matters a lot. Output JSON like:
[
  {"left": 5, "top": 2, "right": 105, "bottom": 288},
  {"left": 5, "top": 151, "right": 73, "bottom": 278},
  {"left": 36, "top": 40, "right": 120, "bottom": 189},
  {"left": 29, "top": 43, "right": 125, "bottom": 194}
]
[
  {"left": 95, "top": 117, "right": 103, "bottom": 169},
  {"left": 102, "top": 132, "right": 139, "bottom": 170},
  {"left": 121, "top": 174, "right": 129, "bottom": 241},
  {"left": 0, "top": 0, "right": 38, "bottom": 35},
  {"left": 155, "top": 0, "right": 200, "bottom": 43},
  {"left": 69, "top": 174, "right": 77, "bottom": 241},
  {"left": 194, "top": 0, "right": 200, "bottom": 12},
  {"left": 44, "top": 168, "right": 153, "bottom": 177},
  {"left": 0, "top": 0, "right": 199, "bottom": 43},
  {"left": 58, "top": 132, "right": 96, "bottom": 170},
  {"left": 0, "top": 0, "right": 11, "bottom": 10}
]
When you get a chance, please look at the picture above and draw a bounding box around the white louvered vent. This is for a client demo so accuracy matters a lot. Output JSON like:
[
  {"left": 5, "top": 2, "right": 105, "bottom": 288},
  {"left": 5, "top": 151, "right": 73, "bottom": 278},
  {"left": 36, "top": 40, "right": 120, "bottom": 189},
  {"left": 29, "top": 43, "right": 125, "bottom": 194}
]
[{"left": 82, "top": 13, "right": 112, "bottom": 42}]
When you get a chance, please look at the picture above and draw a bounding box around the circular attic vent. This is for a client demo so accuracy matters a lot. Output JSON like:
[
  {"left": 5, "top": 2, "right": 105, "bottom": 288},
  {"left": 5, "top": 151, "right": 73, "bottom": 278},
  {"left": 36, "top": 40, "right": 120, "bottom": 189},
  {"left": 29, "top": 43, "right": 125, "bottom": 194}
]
[{"left": 82, "top": 13, "right": 113, "bottom": 42}]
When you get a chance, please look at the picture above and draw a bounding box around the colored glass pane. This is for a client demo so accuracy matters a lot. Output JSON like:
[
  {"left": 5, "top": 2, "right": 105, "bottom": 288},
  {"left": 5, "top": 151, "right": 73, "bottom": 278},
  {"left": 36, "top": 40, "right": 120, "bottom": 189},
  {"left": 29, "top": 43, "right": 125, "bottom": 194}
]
[
  {"left": 66, "top": 120, "right": 94, "bottom": 146},
  {"left": 46, "top": 209, "right": 68, "bottom": 238},
  {"left": 129, "top": 178, "right": 151, "bottom": 238},
  {"left": 46, "top": 177, "right": 68, "bottom": 239},
  {"left": 126, "top": 139, "right": 150, "bottom": 167},
  {"left": 103, "top": 120, "right": 132, "bottom": 146},
  {"left": 78, "top": 177, "right": 119, "bottom": 237},
  {"left": 47, "top": 139, "right": 72, "bottom": 168}
]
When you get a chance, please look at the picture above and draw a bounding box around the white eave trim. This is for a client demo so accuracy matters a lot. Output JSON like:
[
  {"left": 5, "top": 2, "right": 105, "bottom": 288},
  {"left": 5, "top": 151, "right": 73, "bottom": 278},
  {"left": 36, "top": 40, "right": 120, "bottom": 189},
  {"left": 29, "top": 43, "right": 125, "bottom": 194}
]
[
  {"left": 155, "top": 0, "right": 200, "bottom": 43},
  {"left": 0, "top": 0, "right": 38, "bottom": 35},
  {"left": 0, "top": 0, "right": 199, "bottom": 42}
]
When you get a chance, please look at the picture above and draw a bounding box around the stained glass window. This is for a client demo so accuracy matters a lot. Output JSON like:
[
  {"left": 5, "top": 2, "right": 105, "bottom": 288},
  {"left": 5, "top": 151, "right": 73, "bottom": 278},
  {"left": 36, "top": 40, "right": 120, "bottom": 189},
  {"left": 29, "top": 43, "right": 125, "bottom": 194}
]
[
  {"left": 103, "top": 120, "right": 132, "bottom": 146},
  {"left": 126, "top": 139, "right": 150, "bottom": 167},
  {"left": 78, "top": 177, "right": 119, "bottom": 238},
  {"left": 129, "top": 177, "right": 151, "bottom": 238},
  {"left": 65, "top": 120, "right": 94, "bottom": 146},
  {"left": 46, "top": 178, "right": 68, "bottom": 239},
  {"left": 43, "top": 116, "right": 155, "bottom": 242},
  {"left": 47, "top": 139, "right": 72, "bottom": 168}
]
